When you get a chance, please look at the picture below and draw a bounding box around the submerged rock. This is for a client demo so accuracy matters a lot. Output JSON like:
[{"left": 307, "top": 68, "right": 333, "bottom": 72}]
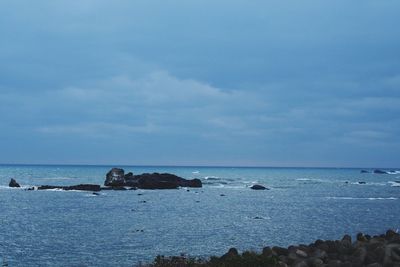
[
  {"left": 374, "top": 169, "right": 388, "bottom": 174},
  {"left": 250, "top": 184, "right": 268, "bottom": 190},
  {"left": 9, "top": 178, "right": 20, "bottom": 188},
  {"left": 360, "top": 170, "right": 370, "bottom": 173}
]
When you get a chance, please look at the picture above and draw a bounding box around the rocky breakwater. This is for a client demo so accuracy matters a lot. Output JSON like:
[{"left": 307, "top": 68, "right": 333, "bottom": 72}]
[
  {"left": 258, "top": 230, "right": 400, "bottom": 267},
  {"left": 104, "top": 168, "right": 202, "bottom": 189},
  {"left": 148, "top": 230, "right": 400, "bottom": 267}
]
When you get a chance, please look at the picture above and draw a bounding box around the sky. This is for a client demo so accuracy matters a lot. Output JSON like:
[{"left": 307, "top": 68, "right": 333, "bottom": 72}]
[{"left": 0, "top": 1, "right": 399, "bottom": 167}]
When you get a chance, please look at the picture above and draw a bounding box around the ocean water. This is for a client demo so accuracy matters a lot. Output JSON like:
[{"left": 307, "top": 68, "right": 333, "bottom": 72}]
[{"left": 0, "top": 165, "right": 399, "bottom": 266}]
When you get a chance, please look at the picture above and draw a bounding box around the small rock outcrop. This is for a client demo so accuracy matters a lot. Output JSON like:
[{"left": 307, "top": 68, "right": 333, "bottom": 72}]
[
  {"left": 374, "top": 169, "right": 388, "bottom": 174},
  {"left": 250, "top": 184, "right": 268, "bottom": 190},
  {"left": 104, "top": 168, "right": 202, "bottom": 189},
  {"left": 9, "top": 178, "right": 21, "bottom": 188},
  {"left": 104, "top": 168, "right": 126, "bottom": 186}
]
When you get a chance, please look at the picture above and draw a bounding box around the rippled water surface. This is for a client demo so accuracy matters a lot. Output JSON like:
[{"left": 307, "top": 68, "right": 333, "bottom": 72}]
[{"left": 1, "top": 165, "right": 399, "bottom": 266}]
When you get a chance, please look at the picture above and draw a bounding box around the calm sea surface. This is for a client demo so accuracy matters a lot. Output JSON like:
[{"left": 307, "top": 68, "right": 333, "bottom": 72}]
[{"left": 0, "top": 165, "right": 399, "bottom": 266}]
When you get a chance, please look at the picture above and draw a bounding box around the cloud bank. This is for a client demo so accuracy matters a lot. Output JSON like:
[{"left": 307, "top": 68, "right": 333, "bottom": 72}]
[{"left": 0, "top": 1, "right": 399, "bottom": 167}]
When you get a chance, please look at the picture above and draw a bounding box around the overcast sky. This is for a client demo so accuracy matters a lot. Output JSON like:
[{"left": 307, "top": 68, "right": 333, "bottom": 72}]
[{"left": 0, "top": 1, "right": 399, "bottom": 167}]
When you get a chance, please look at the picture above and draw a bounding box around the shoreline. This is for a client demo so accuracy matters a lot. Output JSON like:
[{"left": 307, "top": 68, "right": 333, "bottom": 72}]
[{"left": 142, "top": 230, "right": 400, "bottom": 267}]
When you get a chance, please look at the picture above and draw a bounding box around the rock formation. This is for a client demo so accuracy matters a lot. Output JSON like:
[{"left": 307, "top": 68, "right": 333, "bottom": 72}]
[
  {"left": 9, "top": 178, "right": 20, "bottom": 188},
  {"left": 104, "top": 168, "right": 202, "bottom": 189},
  {"left": 250, "top": 184, "right": 268, "bottom": 190}
]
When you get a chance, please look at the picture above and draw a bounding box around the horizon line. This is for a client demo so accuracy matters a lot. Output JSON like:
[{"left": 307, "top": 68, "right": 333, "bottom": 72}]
[{"left": 0, "top": 162, "right": 398, "bottom": 170}]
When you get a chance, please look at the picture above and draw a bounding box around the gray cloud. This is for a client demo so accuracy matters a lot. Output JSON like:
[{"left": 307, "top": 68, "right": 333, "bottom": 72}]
[{"left": 0, "top": 1, "right": 399, "bottom": 166}]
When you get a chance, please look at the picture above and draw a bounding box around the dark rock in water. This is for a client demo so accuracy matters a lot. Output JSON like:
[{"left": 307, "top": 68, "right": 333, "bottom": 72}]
[
  {"left": 124, "top": 172, "right": 134, "bottom": 180},
  {"left": 250, "top": 184, "right": 268, "bottom": 190},
  {"left": 92, "top": 192, "right": 100, "bottom": 196},
  {"left": 179, "top": 178, "right": 202, "bottom": 188},
  {"left": 135, "top": 172, "right": 201, "bottom": 189},
  {"left": 138, "top": 177, "right": 178, "bottom": 189},
  {"left": 104, "top": 168, "right": 202, "bottom": 189},
  {"left": 9, "top": 178, "right": 20, "bottom": 188},
  {"left": 69, "top": 184, "right": 101, "bottom": 191},
  {"left": 104, "top": 168, "right": 125, "bottom": 186},
  {"left": 360, "top": 170, "right": 370, "bottom": 173},
  {"left": 358, "top": 181, "right": 367, "bottom": 184},
  {"left": 374, "top": 169, "right": 388, "bottom": 174},
  {"left": 38, "top": 184, "right": 101, "bottom": 191}
]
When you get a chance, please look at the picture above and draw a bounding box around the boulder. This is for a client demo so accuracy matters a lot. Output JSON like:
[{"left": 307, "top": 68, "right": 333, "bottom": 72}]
[
  {"left": 104, "top": 168, "right": 125, "bottom": 186},
  {"left": 262, "top": 246, "right": 273, "bottom": 256},
  {"left": 220, "top": 248, "right": 239, "bottom": 260},
  {"left": 9, "top": 178, "right": 20, "bottom": 188},
  {"left": 250, "top": 184, "right": 268, "bottom": 190},
  {"left": 374, "top": 169, "right": 388, "bottom": 174},
  {"left": 273, "top": 246, "right": 289, "bottom": 256}
]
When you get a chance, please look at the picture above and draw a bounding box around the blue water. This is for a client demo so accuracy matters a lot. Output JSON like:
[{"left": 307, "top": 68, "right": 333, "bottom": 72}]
[{"left": 0, "top": 165, "right": 399, "bottom": 266}]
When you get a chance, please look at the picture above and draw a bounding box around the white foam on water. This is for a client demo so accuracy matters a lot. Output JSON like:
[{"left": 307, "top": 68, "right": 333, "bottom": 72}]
[
  {"left": 243, "top": 180, "right": 259, "bottom": 184},
  {"left": 192, "top": 171, "right": 200, "bottom": 174},
  {"left": 247, "top": 216, "right": 271, "bottom": 220},
  {"left": 296, "top": 178, "right": 325, "bottom": 183},
  {"left": 39, "top": 189, "right": 83, "bottom": 193},
  {"left": 326, "top": 196, "right": 397, "bottom": 200},
  {"left": 389, "top": 181, "right": 400, "bottom": 187},
  {"left": 204, "top": 176, "right": 220, "bottom": 180},
  {"left": 350, "top": 182, "right": 386, "bottom": 186},
  {"left": 84, "top": 193, "right": 102, "bottom": 197},
  {"left": 0, "top": 185, "right": 14, "bottom": 190}
]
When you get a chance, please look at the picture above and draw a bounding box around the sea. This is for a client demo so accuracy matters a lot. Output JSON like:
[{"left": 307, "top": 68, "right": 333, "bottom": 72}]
[{"left": 0, "top": 165, "right": 399, "bottom": 266}]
